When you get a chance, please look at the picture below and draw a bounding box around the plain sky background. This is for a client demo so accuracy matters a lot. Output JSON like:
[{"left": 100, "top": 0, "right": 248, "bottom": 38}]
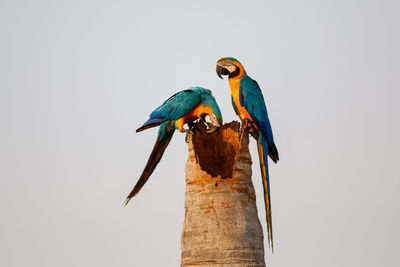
[{"left": 1, "top": 0, "right": 399, "bottom": 266}]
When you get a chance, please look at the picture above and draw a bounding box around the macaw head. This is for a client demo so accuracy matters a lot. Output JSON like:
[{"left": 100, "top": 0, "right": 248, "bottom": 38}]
[
  {"left": 200, "top": 113, "right": 221, "bottom": 133},
  {"left": 204, "top": 105, "right": 223, "bottom": 133},
  {"left": 216, "top": 57, "right": 246, "bottom": 79}
]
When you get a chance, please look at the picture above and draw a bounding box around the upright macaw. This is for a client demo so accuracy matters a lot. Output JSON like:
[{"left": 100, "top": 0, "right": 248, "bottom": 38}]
[
  {"left": 124, "top": 86, "right": 223, "bottom": 205},
  {"left": 216, "top": 57, "right": 279, "bottom": 251}
]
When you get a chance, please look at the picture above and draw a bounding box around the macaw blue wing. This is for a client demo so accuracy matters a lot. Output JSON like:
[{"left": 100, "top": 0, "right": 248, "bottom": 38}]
[
  {"left": 239, "top": 75, "right": 279, "bottom": 251},
  {"left": 137, "top": 89, "right": 202, "bottom": 132},
  {"left": 239, "top": 76, "right": 279, "bottom": 162}
]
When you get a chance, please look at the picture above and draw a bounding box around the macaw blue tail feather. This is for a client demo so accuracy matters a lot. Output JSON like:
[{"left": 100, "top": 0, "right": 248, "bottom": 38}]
[
  {"left": 257, "top": 134, "right": 274, "bottom": 252},
  {"left": 125, "top": 121, "right": 175, "bottom": 205},
  {"left": 268, "top": 141, "right": 279, "bottom": 163}
]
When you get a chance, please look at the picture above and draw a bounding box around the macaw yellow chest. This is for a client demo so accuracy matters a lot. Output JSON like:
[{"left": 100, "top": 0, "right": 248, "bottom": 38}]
[{"left": 229, "top": 79, "right": 252, "bottom": 121}]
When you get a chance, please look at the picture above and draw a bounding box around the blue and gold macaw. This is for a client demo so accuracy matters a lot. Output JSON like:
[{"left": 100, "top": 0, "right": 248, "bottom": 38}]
[
  {"left": 216, "top": 57, "right": 279, "bottom": 251},
  {"left": 124, "top": 86, "right": 223, "bottom": 205}
]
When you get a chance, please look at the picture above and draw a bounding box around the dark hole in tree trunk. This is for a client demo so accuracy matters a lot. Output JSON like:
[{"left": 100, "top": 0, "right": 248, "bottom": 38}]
[{"left": 192, "top": 121, "right": 240, "bottom": 179}]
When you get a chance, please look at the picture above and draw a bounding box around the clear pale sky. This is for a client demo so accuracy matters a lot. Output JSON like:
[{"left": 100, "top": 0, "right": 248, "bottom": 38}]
[{"left": 1, "top": 1, "right": 399, "bottom": 266}]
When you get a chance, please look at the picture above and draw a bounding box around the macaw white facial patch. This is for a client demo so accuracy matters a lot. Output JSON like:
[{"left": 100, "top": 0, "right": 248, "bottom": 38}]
[
  {"left": 226, "top": 65, "right": 236, "bottom": 73},
  {"left": 205, "top": 114, "right": 220, "bottom": 127},
  {"left": 217, "top": 60, "right": 237, "bottom": 73}
]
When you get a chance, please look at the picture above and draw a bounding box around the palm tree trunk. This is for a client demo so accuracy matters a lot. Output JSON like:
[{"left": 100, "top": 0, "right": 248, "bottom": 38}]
[{"left": 181, "top": 121, "right": 266, "bottom": 267}]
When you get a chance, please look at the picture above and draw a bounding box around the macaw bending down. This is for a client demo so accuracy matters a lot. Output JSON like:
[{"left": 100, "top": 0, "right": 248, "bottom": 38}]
[
  {"left": 216, "top": 57, "right": 279, "bottom": 251},
  {"left": 124, "top": 86, "right": 223, "bottom": 205}
]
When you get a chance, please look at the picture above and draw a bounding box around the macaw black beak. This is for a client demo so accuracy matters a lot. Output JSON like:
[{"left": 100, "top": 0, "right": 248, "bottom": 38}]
[{"left": 216, "top": 65, "right": 229, "bottom": 79}]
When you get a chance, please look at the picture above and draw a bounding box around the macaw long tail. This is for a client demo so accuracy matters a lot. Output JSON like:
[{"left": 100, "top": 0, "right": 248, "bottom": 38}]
[
  {"left": 124, "top": 121, "right": 175, "bottom": 206},
  {"left": 256, "top": 134, "right": 274, "bottom": 252}
]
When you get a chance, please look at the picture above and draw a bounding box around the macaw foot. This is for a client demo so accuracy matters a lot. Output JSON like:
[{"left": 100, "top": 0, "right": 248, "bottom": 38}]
[
  {"left": 181, "top": 128, "right": 194, "bottom": 143},
  {"left": 239, "top": 118, "right": 251, "bottom": 143}
]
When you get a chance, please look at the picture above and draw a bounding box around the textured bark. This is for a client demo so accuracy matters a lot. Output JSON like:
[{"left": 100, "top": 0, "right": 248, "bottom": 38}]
[{"left": 181, "top": 121, "right": 266, "bottom": 267}]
